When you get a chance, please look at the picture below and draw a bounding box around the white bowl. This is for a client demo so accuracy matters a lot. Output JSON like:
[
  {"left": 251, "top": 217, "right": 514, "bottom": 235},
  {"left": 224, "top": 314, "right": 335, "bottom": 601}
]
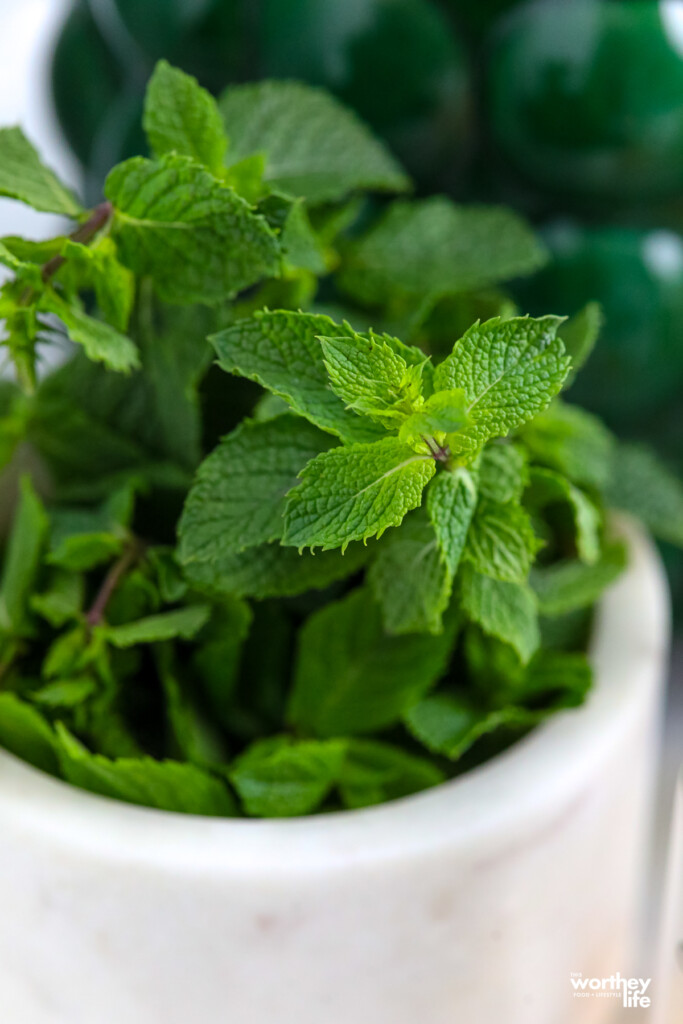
[{"left": 0, "top": 518, "right": 670, "bottom": 1024}]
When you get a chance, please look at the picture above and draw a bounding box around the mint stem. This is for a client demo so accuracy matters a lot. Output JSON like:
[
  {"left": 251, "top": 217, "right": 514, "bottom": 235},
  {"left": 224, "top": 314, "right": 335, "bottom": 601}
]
[
  {"left": 40, "top": 200, "right": 113, "bottom": 284},
  {"left": 86, "top": 539, "right": 141, "bottom": 629}
]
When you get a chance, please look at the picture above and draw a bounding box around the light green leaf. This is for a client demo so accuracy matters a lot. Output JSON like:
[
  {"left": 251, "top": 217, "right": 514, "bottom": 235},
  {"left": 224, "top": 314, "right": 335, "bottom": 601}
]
[
  {"left": 106, "top": 154, "right": 280, "bottom": 304},
  {"left": 289, "top": 588, "right": 457, "bottom": 737},
  {"left": 531, "top": 543, "right": 627, "bottom": 616},
  {"left": 229, "top": 736, "right": 346, "bottom": 817},
  {"left": 55, "top": 724, "right": 235, "bottom": 815},
  {"left": 320, "top": 330, "right": 418, "bottom": 424},
  {"left": 210, "top": 311, "right": 383, "bottom": 443},
  {"left": 259, "top": 192, "right": 326, "bottom": 273},
  {"left": 604, "top": 443, "right": 683, "bottom": 548},
  {"left": 398, "top": 389, "right": 469, "bottom": 448},
  {"left": 283, "top": 438, "right": 435, "bottom": 551},
  {"left": 31, "top": 678, "right": 96, "bottom": 709},
  {"left": 338, "top": 199, "right": 546, "bottom": 307},
  {"left": 520, "top": 400, "right": 614, "bottom": 489},
  {"left": 478, "top": 443, "right": 528, "bottom": 503},
  {"left": 183, "top": 540, "right": 369, "bottom": 600},
  {"left": 465, "top": 499, "right": 539, "bottom": 583},
  {"left": 219, "top": 80, "right": 409, "bottom": 203},
  {"left": 30, "top": 569, "right": 84, "bottom": 627},
  {"left": 368, "top": 508, "right": 451, "bottom": 635},
  {"left": 0, "top": 477, "right": 49, "bottom": 637},
  {"left": 143, "top": 60, "right": 227, "bottom": 176},
  {"left": 103, "top": 604, "right": 211, "bottom": 648},
  {"left": 60, "top": 238, "right": 134, "bottom": 332},
  {"left": 0, "top": 127, "right": 83, "bottom": 216},
  {"left": 427, "top": 467, "right": 478, "bottom": 576},
  {"left": 561, "top": 302, "right": 603, "bottom": 386},
  {"left": 40, "top": 291, "right": 140, "bottom": 374},
  {"left": 405, "top": 694, "right": 533, "bottom": 761},
  {"left": 460, "top": 566, "right": 539, "bottom": 663},
  {"left": 433, "top": 316, "right": 570, "bottom": 457},
  {"left": 178, "top": 415, "right": 335, "bottom": 564},
  {"left": 0, "top": 694, "right": 59, "bottom": 775},
  {"left": 526, "top": 467, "right": 601, "bottom": 564},
  {"left": 339, "top": 739, "right": 444, "bottom": 809}
]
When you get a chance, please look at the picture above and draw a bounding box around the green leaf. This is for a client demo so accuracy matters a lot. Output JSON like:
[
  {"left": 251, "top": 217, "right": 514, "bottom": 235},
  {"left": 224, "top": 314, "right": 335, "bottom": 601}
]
[
  {"left": 30, "top": 678, "right": 96, "bottom": 709},
  {"left": 289, "top": 588, "right": 457, "bottom": 737},
  {"left": 531, "top": 543, "right": 627, "bottom": 616},
  {"left": 30, "top": 569, "right": 84, "bottom": 627},
  {"left": 405, "top": 694, "right": 533, "bottom": 761},
  {"left": 106, "top": 154, "right": 280, "bottom": 304},
  {"left": 426, "top": 467, "right": 478, "bottom": 576},
  {"left": 191, "top": 597, "right": 252, "bottom": 730},
  {"left": 0, "top": 477, "right": 49, "bottom": 637},
  {"left": 368, "top": 508, "right": 451, "bottom": 635},
  {"left": 560, "top": 302, "right": 603, "bottom": 386},
  {"left": 55, "top": 725, "right": 235, "bottom": 815},
  {"left": 0, "top": 694, "right": 59, "bottom": 774},
  {"left": 433, "top": 316, "right": 570, "bottom": 457},
  {"left": 143, "top": 60, "right": 227, "bottom": 176},
  {"left": 520, "top": 400, "right": 614, "bottom": 490},
  {"left": 522, "top": 650, "right": 592, "bottom": 709},
  {"left": 339, "top": 739, "right": 444, "bottom": 809},
  {"left": 398, "top": 390, "right": 469, "bottom": 448},
  {"left": 338, "top": 199, "right": 546, "bottom": 307},
  {"left": 219, "top": 80, "right": 409, "bottom": 203},
  {"left": 478, "top": 443, "right": 528, "bottom": 504},
  {"left": 604, "top": 443, "right": 683, "bottom": 548},
  {"left": 48, "top": 485, "right": 134, "bottom": 571},
  {"left": 465, "top": 499, "right": 539, "bottom": 583},
  {"left": 211, "top": 311, "right": 383, "bottom": 443},
  {"left": 460, "top": 566, "right": 539, "bottom": 663},
  {"left": 103, "top": 604, "right": 212, "bottom": 648},
  {"left": 283, "top": 438, "right": 435, "bottom": 551},
  {"left": 525, "top": 467, "right": 601, "bottom": 565},
  {"left": 259, "top": 192, "right": 326, "bottom": 273},
  {"left": 40, "top": 291, "right": 140, "bottom": 374},
  {"left": 0, "top": 127, "right": 83, "bottom": 216},
  {"left": 183, "top": 541, "right": 369, "bottom": 600},
  {"left": 320, "top": 330, "right": 420, "bottom": 425},
  {"left": 229, "top": 735, "right": 346, "bottom": 817},
  {"left": 59, "top": 238, "right": 134, "bottom": 332},
  {"left": 179, "top": 416, "right": 334, "bottom": 565}
]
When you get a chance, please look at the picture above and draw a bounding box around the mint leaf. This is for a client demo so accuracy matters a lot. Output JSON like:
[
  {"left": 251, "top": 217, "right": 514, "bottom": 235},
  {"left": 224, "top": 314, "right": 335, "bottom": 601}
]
[
  {"left": 260, "top": 193, "right": 326, "bottom": 274},
  {"left": 478, "top": 443, "right": 528, "bottom": 503},
  {"left": 219, "top": 80, "right": 409, "bottom": 203},
  {"left": 47, "top": 485, "right": 133, "bottom": 571},
  {"left": 522, "top": 650, "right": 592, "bottom": 709},
  {"left": 106, "top": 154, "right": 280, "bottom": 304},
  {"left": 178, "top": 416, "right": 335, "bottom": 564},
  {"left": 531, "top": 543, "right": 627, "bottom": 616},
  {"left": 560, "top": 302, "right": 603, "bottom": 386},
  {"left": 398, "top": 390, "right": 469, "bottom": 447},
  {"left": 405, "top": 694, "right": 533, "bottom": 761},
  {"left": 460, "top": 566, "right": 539, "bottom": 663},
  {"left": 465, "top": 499, "right": 539, "bottom": 583},
  {"left": 143, "top": 60, "right": 227, "bottom": 176},
  {"left": 433, "top": 316, "right": 570, "bottom": 457},
  {"left": 604, "top": 443, "right": 683, "bottom": 548},
  {"left": 339, "top": 739, "right": 444, "bottom": 809},
  {"left": 55, "top": 725, "right": 235, "bottom": 815},
  {"left": 30, "top": 569, "right": 84, "bottom": 627},
  {"left": 60, "top": 238, "right": 134, "bottom": 333},
  {"left": 210, "top": 311, "right": 383, "bottom": 443},
  {"left": 229, "top": 736, "right": 346, "bottom": 817},
  {"left": 190, "top": 597, "right": 252, "bottom": 731},
  {"left": 289, "top": 588, "right": 456, "bottom": 737},
  {"left": 40, "top": 291, "right": 140, "bottom": 374},
  {"left": 282, "top": 438, "right": 435, "bottom": 551},
  {"left": 0, "top": 694, "right": 58, "bottom": 774},
  {"left": 183, "top": 540, "right": 369, "bottom": 600},
  {"left": 31, "top": 678, "right": 96, "bottom": 709},
  {"left": 520, "top": 400, "right": 614, "bottom": 489},
  {"left": 102, "top": 604, "right": 211, "bottom": 647},
  {"left": 427, "top": 467, "right": 478, "bottom": 575},
  {"left": 320, "top": 331, "right": 420, "bottom": 424},
  {"left": 368, "top": 508, "right": 451, "bottom": 635},
  {"left": 0, "top": 477, "right": 49, "bottom": 637},
  {"left": 338, "top": 199, "right": 546, "bottom": 307},
  {"left": 0, "top": 127, "right": 82, "bottom": 216},
  {"left": 526, "top": 467, "right": 601, "bottom": 565}
]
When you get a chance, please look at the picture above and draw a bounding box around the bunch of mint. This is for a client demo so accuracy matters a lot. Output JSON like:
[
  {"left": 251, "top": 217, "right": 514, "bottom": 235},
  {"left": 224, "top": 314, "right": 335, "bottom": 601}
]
[{"left": 0, "top": 63, "right": 680, "bottom": 818}]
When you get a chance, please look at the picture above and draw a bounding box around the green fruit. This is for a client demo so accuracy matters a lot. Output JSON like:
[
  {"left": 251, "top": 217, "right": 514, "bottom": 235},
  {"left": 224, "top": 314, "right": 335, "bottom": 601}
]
[
  {"left": 259, "top": 0, "right": 471, "bottom": 184},
  {"left": 518, "top": 222, "right": 683, "bottom": 431},
  {"left": 488, "top": 0, "right": 683, "bottom": 205}
]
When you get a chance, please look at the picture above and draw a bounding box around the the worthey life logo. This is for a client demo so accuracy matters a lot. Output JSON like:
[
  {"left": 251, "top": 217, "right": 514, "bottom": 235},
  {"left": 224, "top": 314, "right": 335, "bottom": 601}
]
[{"left": 570, "top": 972, "right": 652, "bottom": 1010}]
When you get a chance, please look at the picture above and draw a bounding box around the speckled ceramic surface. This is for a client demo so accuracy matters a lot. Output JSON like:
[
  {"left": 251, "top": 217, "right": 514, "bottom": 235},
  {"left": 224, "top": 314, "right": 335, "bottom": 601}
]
[{"left": 0, "top": 519, "right": 669, "bottom": 1024}]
